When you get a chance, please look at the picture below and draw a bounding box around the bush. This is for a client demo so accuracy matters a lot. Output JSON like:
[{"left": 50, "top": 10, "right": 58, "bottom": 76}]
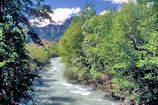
[
  {"left": 25, "top": 42, "right": 58, "bottom": 64},
  {"left": 26, "top": 44, "right": 49, "bottom": 64},
  {"left": 63, "top": 68, "right": 78, "bottom": 81}
]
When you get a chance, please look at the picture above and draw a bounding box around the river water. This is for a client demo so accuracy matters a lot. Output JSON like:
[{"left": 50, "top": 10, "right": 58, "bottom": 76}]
[{"left": 32, "top": 57, "right": 120, "bottom": 105}]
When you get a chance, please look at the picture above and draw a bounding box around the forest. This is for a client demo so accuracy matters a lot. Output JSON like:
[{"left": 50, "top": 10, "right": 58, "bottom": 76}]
[
  {"left": 59, "top": 1, "right": 158, "bottom": 105},
  {"left": 0, "top": 0, "right": 158, "bottom": 105},
  {"left": 0, "top": 0, "right": 57, "bottom": 104}
]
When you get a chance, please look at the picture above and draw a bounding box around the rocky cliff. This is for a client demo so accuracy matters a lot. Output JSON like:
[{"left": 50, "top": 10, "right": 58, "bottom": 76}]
[{"left": 31, "top": 17, "right": 73, "bottom": 41}]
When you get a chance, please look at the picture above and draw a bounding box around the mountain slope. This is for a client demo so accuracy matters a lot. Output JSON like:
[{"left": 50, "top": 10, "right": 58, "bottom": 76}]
[{"left": 32, "top": 17, "right": 73, "bottom": 41}]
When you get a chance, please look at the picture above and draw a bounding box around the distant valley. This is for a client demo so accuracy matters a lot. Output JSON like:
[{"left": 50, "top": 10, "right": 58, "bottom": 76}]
[{"left": 31, "top": 17, "right": 73, "bottom": 41}]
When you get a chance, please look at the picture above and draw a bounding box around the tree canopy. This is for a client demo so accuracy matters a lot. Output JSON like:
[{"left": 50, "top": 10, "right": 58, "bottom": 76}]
[
  {"left": 59, "top": 1, "right": 158, "bottom": 104},
  {"left": 0, "top": 0, "right": 52, "bottom": 104}
]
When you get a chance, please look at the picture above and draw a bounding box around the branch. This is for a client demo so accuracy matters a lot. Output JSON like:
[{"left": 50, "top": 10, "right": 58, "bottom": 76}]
[{"left": 128, "top": 34, "right": 154, "bottom": 55}]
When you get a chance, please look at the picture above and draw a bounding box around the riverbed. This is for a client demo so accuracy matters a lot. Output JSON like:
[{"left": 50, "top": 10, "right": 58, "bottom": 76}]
[{"left": 32, "top": 57, "right": 120, "bottom": 105}]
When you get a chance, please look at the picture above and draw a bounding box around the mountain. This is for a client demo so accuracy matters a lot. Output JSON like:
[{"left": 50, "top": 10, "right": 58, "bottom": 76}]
[{"left": 31, "top": 17, "right": 73, "bottom": 41}]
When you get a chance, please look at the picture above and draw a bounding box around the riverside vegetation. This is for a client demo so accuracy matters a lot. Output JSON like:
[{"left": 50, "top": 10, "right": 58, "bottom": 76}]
[
  {"left": 0, "top": 0, "right": 53, "bottom": 104},
  {"left": 1, "top": 0, "right": 158, "bottom": 105},
  {"left": 25, "top": 40, "right": 59, "bottom": 81},
  {"left": 26, "top": 40, "right": 58, "bottom": 66},
  {"left": 59, "top": 1, "right": 158, "bottom": 105}
]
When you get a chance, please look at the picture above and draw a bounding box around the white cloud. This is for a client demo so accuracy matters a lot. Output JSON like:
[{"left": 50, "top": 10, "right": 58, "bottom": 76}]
[
  {"left": 51, "top": 8, "right": 81, "bottom": 24},
  {"left": 29, "top": 8, "right": 81, "bottom": 27},
  {"left": 100, "top": 0, "right": 136, "bottom": 4},
  {"left": 99, "top": 10, "right": 110, "bottom": 15},
  {"left": 112, "top": 0, "right": 128, "bottom": 3}
]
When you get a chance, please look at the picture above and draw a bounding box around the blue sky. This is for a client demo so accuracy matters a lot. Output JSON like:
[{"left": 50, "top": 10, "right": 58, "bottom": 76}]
[
  {"left": 30, "top": 0, "right": 129, "bottom": 27},
  {"left": 44, "top": 0, "right": 122, "bottom": 14}
]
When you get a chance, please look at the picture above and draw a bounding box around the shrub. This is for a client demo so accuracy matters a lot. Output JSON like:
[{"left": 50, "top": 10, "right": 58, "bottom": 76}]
[{"left": 25, "top": 42, "right": 58, "bottom": 64}]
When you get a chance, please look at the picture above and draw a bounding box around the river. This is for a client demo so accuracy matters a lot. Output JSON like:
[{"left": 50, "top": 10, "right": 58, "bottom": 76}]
[{"left": 32, "top": 57, "right": 120, "bottom": 105}]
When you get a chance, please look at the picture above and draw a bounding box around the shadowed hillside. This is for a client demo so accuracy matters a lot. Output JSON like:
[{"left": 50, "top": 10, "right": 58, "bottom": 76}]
[{"left": 31, "top": 17, "right": 73, "bottom": 41}]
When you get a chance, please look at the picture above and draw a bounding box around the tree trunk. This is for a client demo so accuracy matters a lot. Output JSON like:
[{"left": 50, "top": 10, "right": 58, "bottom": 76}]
[{"left": 108, "top": 74, "right": 114, "bottom": 96}]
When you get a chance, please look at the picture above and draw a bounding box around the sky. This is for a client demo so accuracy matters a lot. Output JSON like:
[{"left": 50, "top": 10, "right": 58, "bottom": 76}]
[
  {"left": 30, "top": 0, "right": 130, "bottom": 27},
  {"left": 44, "top": 0, "right": 124, "bottom": 14}
]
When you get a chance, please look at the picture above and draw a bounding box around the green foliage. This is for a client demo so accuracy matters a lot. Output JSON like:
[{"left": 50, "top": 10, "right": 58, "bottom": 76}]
[
  {"left": 0, "top": 0, "right": 52, "bottom": 104},
  {"left": 59, "top": 1, "right": 158, "bottom": 105},
  {"left": 63, "top": 68, "right": 79, "bottom": 81},
  {"left": 112, "top": 4, "right": 158, "bottom": 104},
  {"left": 26, "top": 44, "right": 49, "bottom": 63},
  {"left": 58, "top": 16, "right": 86, "bottom": 64},
  {"left": 0, "top": 24, "right": 34, "bottom": 104},
  {"left": 26, "top": 42, "right": 58, "bottom": 64}
]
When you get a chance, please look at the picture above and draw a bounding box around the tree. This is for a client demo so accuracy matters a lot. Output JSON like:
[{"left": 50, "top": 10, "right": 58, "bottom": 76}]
[
  {"left": 59, "top": 1, "right": 158, "bottom": 104},
  {"left": 0, "top": 0, "right": 51, "bottom": 104},
  {"left": 112, "top": 3, "right": 158, "bottom": 104},
  {"left": 58, "top": 16, "right": 85, "bottom": 65},
  {"left": 80, "top": 2, "right": 96, "bottom": 19},
  {"left": 0, "top": 0, "right": 52, "bottom": 45}
]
